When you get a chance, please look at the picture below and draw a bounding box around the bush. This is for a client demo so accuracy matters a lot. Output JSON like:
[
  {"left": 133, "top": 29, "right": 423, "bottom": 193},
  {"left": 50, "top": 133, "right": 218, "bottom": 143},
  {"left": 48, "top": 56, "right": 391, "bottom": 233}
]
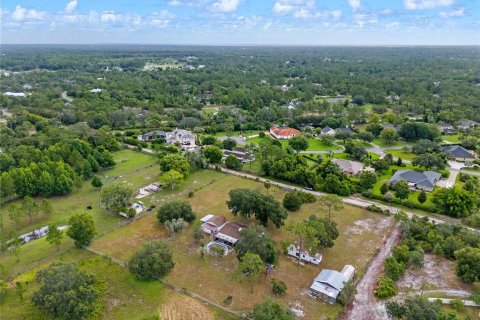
[
  {"left": 129, "top": 241, "right": 174, "bottom": 280},
  {"left": 271, "top": 279, "right": 287, "bottom": 296},
  {"left": 375, "top": 276, "right": 397, "bottom": 298},
  {"left": 210, "top": 244, "right": 226, "bottom": 256},
  {"left": 283, "top": 191, "right": 303, "bottom": 211},
  {"left": 225, "top": 155, "right": 243, "bottom": 171},
  {"left": 157, "top": 200, "right": 196, "bottom": 223},
  {"left": 384, "top": 257, "right": 405, "bottom": 281}
]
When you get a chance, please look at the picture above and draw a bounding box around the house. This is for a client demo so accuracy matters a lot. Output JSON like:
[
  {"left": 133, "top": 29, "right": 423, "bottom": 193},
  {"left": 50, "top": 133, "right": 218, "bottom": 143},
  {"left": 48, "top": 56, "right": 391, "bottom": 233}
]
[
  {"left": 287, "top": 100, "right": 300, "bottom": 110},
  {"left": 442, "top": 145, "right": 476, "bottom": 162},
  {"left": 119, "top": 201, "right": 144, "bottom": 218},
  {"left": 332, "top": 159, "right": 364, "bottom": 176},
  {"left": 320, "top": 126, "right": 336, "bottom": 136},
  {"left": 270, "top": 125, "right": 301, "bottom": 140},
  {"left": 287, "top": 243, "right": 322, "bottom": 265},
  {"left": 223, "top": 147, "right": 255, "bottom": 163},
  {"left": 214, "top": 221, "right": 247, "bottom": 246},
  {"left": 200, "top": 214, "right": 228, "bottom": 235},
  {"left": 309, "top": 265, "right": 355, "bottom": 304},
  {"left": 389, "top": 170, "right": 441, "bottom": 192},
  {"left": 90, "top": 88, "right": 102, "bottom": 93},
  {"left": 165, "top": 129, "right": 196, "bottom": 149},
  {"left": 458, "top": 120, "right": 478, "bottom": 131},
  {"left": 137, "top": 130, "right": 167, "bottom": 142},
  {"left": 437, "top": 123, "right": 456, "bottom": 135},
  {"left": 335, "top": 127, "right": 353, "bottom": 135},
  {"left": 3, "top": 92, "right": 26, "bottom": 97}
]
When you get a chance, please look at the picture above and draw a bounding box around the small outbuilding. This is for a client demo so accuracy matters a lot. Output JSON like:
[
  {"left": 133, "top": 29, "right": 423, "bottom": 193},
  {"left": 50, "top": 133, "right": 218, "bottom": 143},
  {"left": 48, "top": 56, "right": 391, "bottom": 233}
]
[
  {"left": 308, "top": 265, "right": 355, "bottom": 304},
  {"left": 287, "top": 243, "right": 322, "bottom": 265}
]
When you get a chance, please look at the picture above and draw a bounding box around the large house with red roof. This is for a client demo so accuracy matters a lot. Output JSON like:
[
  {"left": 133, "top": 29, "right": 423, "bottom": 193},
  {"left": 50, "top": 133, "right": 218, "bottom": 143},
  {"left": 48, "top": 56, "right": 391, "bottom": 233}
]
[{"left": 269, "top": 125, "right": 301, "bottom": 140}]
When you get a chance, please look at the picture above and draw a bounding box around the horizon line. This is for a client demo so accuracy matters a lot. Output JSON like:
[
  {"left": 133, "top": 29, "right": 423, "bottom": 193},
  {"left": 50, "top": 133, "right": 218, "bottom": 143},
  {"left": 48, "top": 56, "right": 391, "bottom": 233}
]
[{"left": 2, "top": 43, "right": 480, "bottom": 47}]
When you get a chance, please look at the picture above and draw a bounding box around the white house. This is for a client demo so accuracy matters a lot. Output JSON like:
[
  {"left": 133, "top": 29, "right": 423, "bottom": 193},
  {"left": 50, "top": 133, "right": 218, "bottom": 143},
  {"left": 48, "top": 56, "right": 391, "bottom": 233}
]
[
  {"left": 200, "top": 214, "right": 227, "bottom": 235},
  {"left": 270, "top": 125, "right": 301, "bottom": 140},
  {"left": 90, "top": 88, "right": 103, "bottom": 93},
  {"left": 287, "top": 243, "right": 322, "bottom": 265},
  {"left": 320, "top": 126, "right": 336, "bottom": 136}
]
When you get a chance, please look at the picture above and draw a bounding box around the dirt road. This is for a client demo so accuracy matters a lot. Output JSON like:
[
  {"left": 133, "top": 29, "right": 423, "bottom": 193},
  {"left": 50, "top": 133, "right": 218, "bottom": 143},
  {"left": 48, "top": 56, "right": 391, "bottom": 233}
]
[{"left": 344, "top": 223, "right": 402, "bottom": 320}]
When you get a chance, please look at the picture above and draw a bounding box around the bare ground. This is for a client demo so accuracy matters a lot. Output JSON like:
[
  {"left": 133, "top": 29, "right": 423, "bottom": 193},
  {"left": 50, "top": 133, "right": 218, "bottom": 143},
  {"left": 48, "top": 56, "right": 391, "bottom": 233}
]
[
  {"left": 344, "top": 222, "right": 401, "bottom": 320},
  {"left": 160, "top": 295, "right": 214, "bottom": 320},
  {"left": 396, "top": 254, "right": 472, "bottom": 298}
]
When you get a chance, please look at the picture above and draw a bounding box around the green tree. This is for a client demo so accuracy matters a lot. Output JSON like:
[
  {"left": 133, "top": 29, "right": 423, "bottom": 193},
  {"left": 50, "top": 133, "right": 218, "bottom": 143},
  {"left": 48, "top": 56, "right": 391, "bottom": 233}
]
[
  {"left": 239, "top": 252, "right": 265, "bottom": 292},
  {"left": 380, "top": 182, "right": 389, "bottom": 195},
  {"left": 412, "top": 153, "right": 446, "bottom": 170},
  {"left": 358, "top": 172, "right": 377, "bottom": 191},
  {"left": 32, "top": 262, "right": 102, "bottom": 320},
  {"left": 384, "top": 257, "right": 405, "bottom": 281},
  {"left": 100, "top": 182, "right": 133, "bottom": 213},
  {"left": 164, "top": 218, "right": 189, "bottom": 239},
  {"left": 39, "top": 199, "right": 53, "bottom": 217},
  {"left": 160, "top": 154, "right": 190, "bottom": 176},
  {"left": 225, "top": 155, "right": 242, "bottom": 170},
  {"left": 344, "top": 139, "right": 368, "bottom": 160},
  {"left": 8, "top": 204, "right": 22, "bottom": 226},
  {"left": 417, "top": 190, "right": 427, "bottom": 204},
  {"left": 263, "top": 180, "right": 272, "bottom": 194},
  {"left": 91, "top": 176, "right": 103, "bottom": 188},
  {"left": 433, "top": 187, "right": 476, "bottom": 218},
  {"left": 222, "top": 138, "right": 237, "bottom": 150},
  {"left": 454, "top": 247, "right": 480, "bottom": 283},
  {"left": 160, "top": 169, "right": 184, "bottom": 190},
  {"left": 271, "top": 279, "right": 287, "bottom": 296},
  {"left": 319, "top": 194, "right": 344, "bottom": 219},
  {"left": 251, "top": 298, "right": 294, "bottom": 320},
  {"left": 386, "top": 297, "right": 441, "bottom": 320},
  {"left": 46, "top": 223, "right": 64, "bottom": 251},
  {"left": 129, "top": 241, "right": 175, "bottom": 280},
  {"left": 157, "top": 200, "right": 196, "bottom": 223},
  {"left": 288, "top": 136, "right": 309, "bottom": 153},
  {"left": 227, "top": 188, "right": 288, "bottom": 228},
  {"left": 320, "top": 134, "right": 335, "bottom": 146},
  {"left": 283, "top": 191, "right": 303, "bottom": 211},
  {"left": 203, "top": 145, "right": 223, "bottom": 164},
  {"left": 21, "top": 196, "right": 38, "bottom": 224},
  {"left": 235, "top": 225, "right": 278, "bottom": 264},
  {"left": 67, "top": 212, "right": 97, "bottom": 247},
  {"left": 393, "top": 180, "right": 410, "bottom": 200},
  {"left": 380, "top": 128, "right": 399, "bottom": 145}
]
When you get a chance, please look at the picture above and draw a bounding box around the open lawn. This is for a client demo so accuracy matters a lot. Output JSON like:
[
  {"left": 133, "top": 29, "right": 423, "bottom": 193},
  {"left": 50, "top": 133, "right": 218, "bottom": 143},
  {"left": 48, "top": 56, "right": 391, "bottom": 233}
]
[
  {"left": 212, "top": 130, "right": 264, "bottom": 138},
  {"left": 246, "top": 135, "right": 341, "bottom": 151},
  {"left": 91, "top": 173, "right": 394, "bottom": 319},
  {"left": 1, "top": 249, "right": 234, "bottom": 320},
  {"left": 332, "top": 152, "right": 380, "bottom": 161},
  {"left": 388, "top": 149, "right": 417, "bottom": 162},
  {"left": 442, "top": 133, "right": 462, "bottom": 143}
]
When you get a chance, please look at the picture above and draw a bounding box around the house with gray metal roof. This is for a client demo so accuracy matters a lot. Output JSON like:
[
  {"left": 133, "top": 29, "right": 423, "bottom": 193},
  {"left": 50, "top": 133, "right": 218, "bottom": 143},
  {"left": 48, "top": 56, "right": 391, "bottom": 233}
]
[
  {"left": 442, "top": 145, "right": 476, "bottom": 162},
  {"left": 320, "top": 126, "right": 336, "bottom": 136},
  {"left": 309, "top": 265, "right": 355, "bottom": 304},
  {"left": 137, "top": 130, "right": 167, "bottom": 142},
  {"left": 389, "top": 170, "right": 441, "bottom": 192}
]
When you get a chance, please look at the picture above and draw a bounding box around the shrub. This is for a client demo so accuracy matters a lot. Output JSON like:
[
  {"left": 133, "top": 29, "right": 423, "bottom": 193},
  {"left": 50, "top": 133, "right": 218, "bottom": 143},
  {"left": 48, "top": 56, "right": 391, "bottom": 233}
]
[
  {"left": 271, "top": 279, "right": 287, "bottom": 296},
  {"left": 283, "top": 191, "right": 303, "bottom": 211},
  {"left": 210, "top": 244, "right": 226, "bottom": 256},
  {"left": 384, "top": 257, "right": 405, "bottom": 281},
  {"left": 129, "top": 241, "right": 174, "bottom": 280},
  {"left": 375, "top": 276, "right": 397, "bottom": 298}
]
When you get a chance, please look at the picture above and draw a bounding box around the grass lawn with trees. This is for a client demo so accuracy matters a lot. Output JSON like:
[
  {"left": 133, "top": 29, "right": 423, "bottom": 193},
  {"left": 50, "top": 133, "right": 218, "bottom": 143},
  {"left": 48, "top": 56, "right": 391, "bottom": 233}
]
[
  {"left": 90, "top": 174, "right": 394, "bottom": 319},
  {"left": 372, "top": 138, "right": 412, "bottom": 148},
  {"left": 246, "top": 136, "right": 341, "bottom": 151},
  {"left": 387, "top": 149, "right": 417, "bottom": 162}
]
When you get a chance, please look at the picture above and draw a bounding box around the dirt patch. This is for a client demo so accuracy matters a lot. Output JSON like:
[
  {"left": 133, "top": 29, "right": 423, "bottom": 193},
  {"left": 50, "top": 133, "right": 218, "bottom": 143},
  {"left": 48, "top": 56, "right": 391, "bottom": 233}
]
[
  {"left": 346, "top": 217, "right": 391, "bottom": 235},
  {"left": 344, "top": 222, "right": 401, "bottom": 320},
  {"left": 160, "top": 295, "right": 214, "bottom": 320},
  {"left": 397, "top": 254, "right": 472, "bottom": 297}
]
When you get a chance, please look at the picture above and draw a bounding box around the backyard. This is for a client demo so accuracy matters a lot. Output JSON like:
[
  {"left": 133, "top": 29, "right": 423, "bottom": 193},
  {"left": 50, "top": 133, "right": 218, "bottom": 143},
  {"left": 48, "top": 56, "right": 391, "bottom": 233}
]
[{"left": 90, "top": 173, "right": 395, "bottom": 319}]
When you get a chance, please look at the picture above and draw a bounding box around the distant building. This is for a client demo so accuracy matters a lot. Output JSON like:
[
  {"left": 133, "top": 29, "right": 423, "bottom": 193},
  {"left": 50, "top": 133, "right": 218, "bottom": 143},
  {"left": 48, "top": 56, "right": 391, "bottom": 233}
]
[
  {"left": 200, "top": 214, "right": 228, "bottom": 235},
  {"left": 309, "top": 265, "right": 355, "bottom": 304},
  {"left": 335, "top": 127, "right": 353, "bottom": 135},
  {"left": 437, "top": 123, "right": 456, "bottom": 135},
  {"left": 332, "top": 159, "right": 364, "bottom": 176},
  {"left": 389, "top": 170, "right": 441, "bottom": 192},
  {"left": 270, "top": 125, "right": 301, "bottom": 140},
  {"left": 320, "top": 126, "right": 336, "bottom": 136},
  {"left": 4, "top": 92, "right": 26, "bottom": 97},
  {"left": 165, "top": 129, "right": 196, "bottom": 149},
  {"left": 458, "top": 120, "right": 478, "bottom": 131},
  {"left": 287, "top": 243, "right": 322, "bottom": 265},
  {"left": 223, "top": 147, "right": 254, "bottom": 163},
  {"left": 442, "top": 145, "right": 476, "bottom": 162},
  {"left": 214, "top": 221, "right": 247, "bottom": 246},
  {"left": 90, "top": 88, "right": 102, "bottom": 93},
  {"left": 137, "top": 130, "right": 167, "bottom": 142}
]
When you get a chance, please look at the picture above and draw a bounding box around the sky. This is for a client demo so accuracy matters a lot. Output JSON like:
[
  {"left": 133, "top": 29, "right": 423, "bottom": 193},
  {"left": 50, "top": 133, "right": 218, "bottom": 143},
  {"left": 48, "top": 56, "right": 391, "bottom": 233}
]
[{"left": 0, "top": 0, "right": 479, "bottom": 45}]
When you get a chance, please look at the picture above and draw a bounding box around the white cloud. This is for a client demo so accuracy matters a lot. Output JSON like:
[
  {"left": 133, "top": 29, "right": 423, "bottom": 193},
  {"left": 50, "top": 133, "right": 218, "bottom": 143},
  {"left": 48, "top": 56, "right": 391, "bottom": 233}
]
[
  {"left": 212, "top": 0, "right": 241, "bottom": 13},
  {"left": 168, "top": 0, "right": 183, "bottom": 6},
  {"left": 101, "top": 11, "right": 121, "bottom": 23},
  {"left": 273, "top": 2, "right": 294, "bottom": 13},
  {"left": 354, "top": 13, "right": 378, "bottom": 27},
  {"left": 347, "top": 0, "right": 361, "bottom": 11},
  {"left": 11, "top": 5, "right": 46, "bottom": 21},
  {"left": 65, "top": 0, "right": 78, "bottom": 14},
  {"left": 147, "top": 10, "right": 175, "bottom": 27},
  {"left": 404, "top": 0, "right": 454, "bottom": 10},
  {"left": 263, "top": 22, "right": 272, "bottom": 30},
  {"left": 386, "top": 21, "right": 400, "bottom": 30},
  {"left": 439, "top": 7, "right": 464, "bottom": 17},
  {"left": 380, "top": 8, "right": 393, "bottom": 15},
  {"left": 331, "top": 10, "right": 342, "bottom": 18}
]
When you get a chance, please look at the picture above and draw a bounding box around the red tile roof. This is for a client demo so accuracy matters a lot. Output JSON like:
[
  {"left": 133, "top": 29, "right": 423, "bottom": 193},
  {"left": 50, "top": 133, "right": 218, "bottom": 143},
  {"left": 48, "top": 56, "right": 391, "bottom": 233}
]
[{"left": 271, "top": 126, "right": 301, "bottom": 137}]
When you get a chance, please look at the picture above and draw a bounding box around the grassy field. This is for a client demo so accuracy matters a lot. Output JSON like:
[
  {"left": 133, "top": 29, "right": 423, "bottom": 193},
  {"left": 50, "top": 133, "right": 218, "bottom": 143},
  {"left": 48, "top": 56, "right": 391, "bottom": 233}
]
[
  {"left": 441, "top": 133, "right": 462, "bottom": 143},
  {"left": 387, "top": 149, "right": 417, "bottom": 162},
  {"left": 1, "top": 149, "right": 159, "bottom": 236},
  {"left": 1, "top": 248, "right": 234, "bottom": 320},
  {"left": 212, "top": 130, "right": 264, "bottom": 138},
  {"left": 91, "top": 174, "right": 394, "bottom": 319}
]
